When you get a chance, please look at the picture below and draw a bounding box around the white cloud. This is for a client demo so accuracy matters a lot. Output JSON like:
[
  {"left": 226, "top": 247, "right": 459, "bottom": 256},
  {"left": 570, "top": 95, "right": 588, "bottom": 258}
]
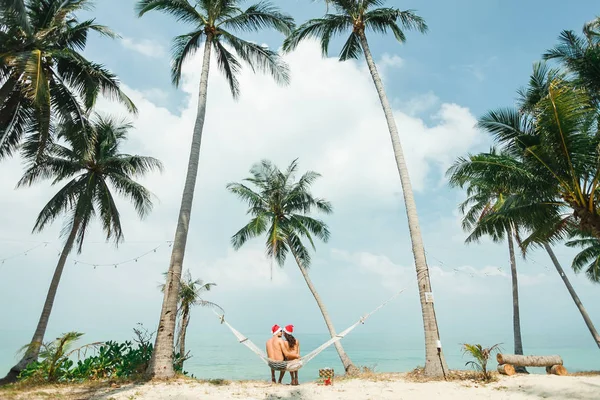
[
  {"left": 120, "top": 36, "right": 166, "bottom": 58},
  {"left": 380, "top": 53, "right": 404, "bottom": 69},
  {"left": 0, "top": 40, "right": 504, "bottom": 338},
  {"left": 200, "top": 247, "right": 291, "bottom": 290}
]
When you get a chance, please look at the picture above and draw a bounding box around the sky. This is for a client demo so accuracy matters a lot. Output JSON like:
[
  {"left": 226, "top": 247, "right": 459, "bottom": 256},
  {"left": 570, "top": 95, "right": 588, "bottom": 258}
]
[{"left": 1, "top": 0, "right": 600, "bottom": 370}]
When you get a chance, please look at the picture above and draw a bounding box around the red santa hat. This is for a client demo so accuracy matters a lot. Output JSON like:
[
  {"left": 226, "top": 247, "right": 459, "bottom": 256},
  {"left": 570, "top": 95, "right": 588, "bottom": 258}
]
[
  {"left": 283, "top": 324, "right": 294, "bottom": 334},
  {"left": 271, "top": 324, "right": 282, "bottom": 335}
]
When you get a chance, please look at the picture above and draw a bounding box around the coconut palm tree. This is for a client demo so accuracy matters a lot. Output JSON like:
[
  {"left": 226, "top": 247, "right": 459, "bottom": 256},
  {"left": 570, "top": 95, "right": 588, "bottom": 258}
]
[
  {"left": 543, "top": 16, "right": 600, "bottom": 104},
  {"left": 0, "top": 0, "right": 136, "bottom": 162},
  {"left": 448, "top": 60, "right": 600, "bottom": 350},
  {"left": 160, "top": 270, "right": 222, "bottom": 368},
  {"left": 0, "top": 116, "right": 162, "bottom": 385},
  {"left": 447, "top": 149, "right": 600, "bottom": 351},
  {"left": 227, "top": 159, "right": 357, "bottom": 373},
  {"left": 447, "top": 151, "right": 528, "bottom": 373},
  {"left": 135, "top": 0, "right": 294, "bottom": 378},
  {"left": 282, "top": 1, "right": 447, "bottom": 376}
]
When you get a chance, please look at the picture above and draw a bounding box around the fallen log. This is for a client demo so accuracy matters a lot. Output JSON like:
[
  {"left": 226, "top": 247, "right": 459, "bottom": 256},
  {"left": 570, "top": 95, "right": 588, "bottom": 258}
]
[
  {"left": 496, "top": 354, "right": 563, "bottom": 367},
  {"left": 546, "top": 365, "right": 568, "bottom": 376},
  {"left": 497, "top": 364, "right": 516, "bottom": 376}
]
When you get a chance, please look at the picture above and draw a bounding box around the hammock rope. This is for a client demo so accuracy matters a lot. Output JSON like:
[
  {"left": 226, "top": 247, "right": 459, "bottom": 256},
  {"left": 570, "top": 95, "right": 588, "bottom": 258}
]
[{"left": 214, "top": 288, "right": 406, "bottom": 372}]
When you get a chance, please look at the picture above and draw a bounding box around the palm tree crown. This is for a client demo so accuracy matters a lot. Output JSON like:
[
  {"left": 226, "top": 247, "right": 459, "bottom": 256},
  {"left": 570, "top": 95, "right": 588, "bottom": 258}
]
[
  {"left": 227, "top": 159, "right": 332, "bottom": 268},
  {"left": 135, "top": 0, "right": 295, "bottom": 97},
  {"left": 18, "top": 115, "right": 163, "bottom": 251},
  {"left": 0, "top": 0, "right": 136, "bottom": 160},
  {"left": 283, "top": 0, "right": 427, "bottom": 61}
]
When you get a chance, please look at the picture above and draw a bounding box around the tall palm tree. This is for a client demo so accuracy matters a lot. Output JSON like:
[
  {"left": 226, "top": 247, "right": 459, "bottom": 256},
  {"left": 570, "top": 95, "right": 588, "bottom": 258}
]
[
  {"left": 160, "top": 270, "right": 222, "bottom": 368},
  {"left": 227, "top": 159, "right": 358, "bottom": 373},
  {"left": 543, "top": 17, "right": 600, "bottom": 104},
  {"left": 0, "top": 116, "right": 162, "bottom": 385},
  {"left": 135, "top": 0, "right": 294, "bottom": 378},
  {"left": 282, "top": 1, "right": 447, "bottom": 376},
  {"left": 447, "top": 151, "right": 528, "bottom": 373},
  {"left": 0, "top": 0, "right": 136, "bottom": 161}
]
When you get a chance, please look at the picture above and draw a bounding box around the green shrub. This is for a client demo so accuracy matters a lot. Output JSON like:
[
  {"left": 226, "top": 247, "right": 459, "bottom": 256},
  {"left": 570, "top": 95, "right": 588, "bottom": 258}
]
[{"left": 19, "top": 324, "right": 188, "bottom": 383}]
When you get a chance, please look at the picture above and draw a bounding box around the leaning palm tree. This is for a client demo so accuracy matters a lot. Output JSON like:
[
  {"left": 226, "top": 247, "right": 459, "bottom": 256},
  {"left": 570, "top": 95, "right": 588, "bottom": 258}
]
[
  {"left": 282, "top": 1, "right": 447, "bottom": 376},
  {"left": 0, "top": 0, "right": 136, "bottom": 161},
  {"left": 227, "top": 159, "right": 358, "bottom": 373},
  {"left": 447, "top": 152, "right": 528, "bottom": 373},
  {"left": 135, "top": 0, "right": 294, "bottom": 378},
  {"left": 160, "top": 270, "right": 222, "bottom": 369},
  {"left": 0, "top": 116, "right": 162, "bottom": 385}
]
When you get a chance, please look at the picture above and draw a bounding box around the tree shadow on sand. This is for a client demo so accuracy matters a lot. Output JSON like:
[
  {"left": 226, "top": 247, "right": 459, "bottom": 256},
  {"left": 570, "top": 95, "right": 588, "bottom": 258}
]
[
  {"left": 504, "top": 381, "right": 600, "bottom": 400},
  {"left": 264, "top": 389, "right": 307, "bottom": 400}
]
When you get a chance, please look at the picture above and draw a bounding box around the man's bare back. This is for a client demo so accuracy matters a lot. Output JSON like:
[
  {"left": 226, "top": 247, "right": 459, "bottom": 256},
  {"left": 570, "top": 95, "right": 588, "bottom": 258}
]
[{"left": 266, "top": 335, "right": 285, "bottom": 361}]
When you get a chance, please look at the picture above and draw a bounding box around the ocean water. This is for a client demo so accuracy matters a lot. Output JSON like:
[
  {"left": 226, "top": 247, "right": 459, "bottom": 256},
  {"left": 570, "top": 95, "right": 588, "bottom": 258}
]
[
  {"left": 1, "top": 331, "right": 597, "bottom": 384},
  {"left": 182, "top": 332, "right": 599, "bottom": 383}
]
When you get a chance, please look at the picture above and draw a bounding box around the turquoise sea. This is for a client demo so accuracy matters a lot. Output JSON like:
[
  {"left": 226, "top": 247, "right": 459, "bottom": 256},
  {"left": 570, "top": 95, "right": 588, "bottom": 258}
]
[
  {"left": 1, "top": 331, "right": 598, "bottom": 384},
  {"left": 181, "top": 332, "right": 598, "bottom": 383}
]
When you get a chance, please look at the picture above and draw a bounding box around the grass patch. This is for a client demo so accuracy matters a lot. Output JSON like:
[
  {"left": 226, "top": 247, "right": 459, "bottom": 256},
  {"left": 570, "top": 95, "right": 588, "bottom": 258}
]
[
  {"left": 405, "top": 367, "right": 499, "bottom": 384},
  {"left": 570, "top": 370, "right": 600, "bottom": 376},
  {"left": 197, "top": 378, "right": 231, "bottom": 386}
]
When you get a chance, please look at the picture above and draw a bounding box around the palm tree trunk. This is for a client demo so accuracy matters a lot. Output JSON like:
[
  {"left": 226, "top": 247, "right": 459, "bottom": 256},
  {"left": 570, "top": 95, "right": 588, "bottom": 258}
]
[
  {"left": 357, "top": 31, "right": 448, "bottom": 377},
  {"left": 147, "top": 34, "right": 214, "bottom": 379},
  {"left": 289, "top": 246, "right": 358, "bottom": 374},
  {"left": 543, "top": 243, "right": 600, "bottom": 349},
  {"left": 178, "top": 307, "right": 190, "bottom": 368},
  {"left": 0, "top": 219, "right": 80, "bottom": 385},
  {"left": 507, "top": 227, "right": 527, "bottom": 373}
]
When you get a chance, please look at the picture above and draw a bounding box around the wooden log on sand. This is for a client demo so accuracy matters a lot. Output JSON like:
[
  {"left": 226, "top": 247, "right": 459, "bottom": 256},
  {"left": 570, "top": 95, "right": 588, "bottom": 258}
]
[
  {"left": 496, "top": 354, "right": 563, "bottom": 367},
  {"left": 546, "top": 365, "right": 568, "bottom": 376},
  {"left": 497, "top": 364, "right": 516, "bottom": 376}
]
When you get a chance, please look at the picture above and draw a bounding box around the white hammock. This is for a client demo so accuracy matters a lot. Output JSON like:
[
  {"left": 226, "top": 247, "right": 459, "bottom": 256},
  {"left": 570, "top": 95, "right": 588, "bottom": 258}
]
[{"left": 215, "top": 288, "right": 405, "bottom": 372}]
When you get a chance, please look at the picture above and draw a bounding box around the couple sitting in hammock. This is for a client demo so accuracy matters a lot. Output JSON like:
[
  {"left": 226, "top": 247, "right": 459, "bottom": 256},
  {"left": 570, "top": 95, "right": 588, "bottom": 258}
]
[{"left": 265, "top": 324, "right": 301, "bottom": 385}]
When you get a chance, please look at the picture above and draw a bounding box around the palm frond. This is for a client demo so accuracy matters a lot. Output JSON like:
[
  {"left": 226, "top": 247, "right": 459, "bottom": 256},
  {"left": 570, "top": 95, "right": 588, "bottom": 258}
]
[
  {"left": 219, "top": 30, "right": 290, "bottom": 86},
  {"left": 213, "top": 39, "right": 241, "bottom": 98},
  {"left": 282, "top": 15, "right": 352, "bottom": 56},
  {"left": 170, "top": 30, "right": 205, "bottom": 87},
  {"left": 218, "top": 1, "right": 295, "bottom": 36},
  {"left": 135, "top": 0, "right": 204, "bottom": 24}
]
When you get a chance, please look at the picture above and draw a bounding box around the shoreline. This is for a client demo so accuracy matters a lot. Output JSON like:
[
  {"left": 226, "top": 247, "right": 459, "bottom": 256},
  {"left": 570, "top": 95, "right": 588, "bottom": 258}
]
[{"left": 2, "top": 371, "right": 599, "bottom": 400}]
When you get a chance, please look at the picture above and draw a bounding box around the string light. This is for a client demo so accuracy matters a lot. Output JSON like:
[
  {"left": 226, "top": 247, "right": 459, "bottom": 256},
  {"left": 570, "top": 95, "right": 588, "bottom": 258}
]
[
  {"left": 424, "top": 249, "right": 556, "bottom": 278},
  {"left": 0, "top": 240, "right": 174, "bottom": 270},
  {"left": 0, "top": 242, "right": 48, "bottom": 264}
]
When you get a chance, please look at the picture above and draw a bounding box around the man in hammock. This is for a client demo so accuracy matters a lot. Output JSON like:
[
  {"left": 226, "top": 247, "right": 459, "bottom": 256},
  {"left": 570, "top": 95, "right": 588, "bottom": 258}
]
[{"left": 266, "top": 324, "right": 299, "bottom": 384}]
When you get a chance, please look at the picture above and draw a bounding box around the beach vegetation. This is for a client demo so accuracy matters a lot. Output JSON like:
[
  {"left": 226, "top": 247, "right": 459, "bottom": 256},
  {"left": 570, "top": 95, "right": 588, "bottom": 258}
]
[
  {"left": 462, "top": 343, "right": 502, "bottom": 381},
  {"left": 18, "top": 325, "right": 187, "bottom": 384}
]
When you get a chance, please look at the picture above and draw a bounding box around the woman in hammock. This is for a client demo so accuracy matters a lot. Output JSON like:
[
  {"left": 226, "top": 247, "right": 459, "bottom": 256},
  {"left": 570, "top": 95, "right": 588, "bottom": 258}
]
[{"left": 282, "top": 325, "right": 300, "bottom": 385}]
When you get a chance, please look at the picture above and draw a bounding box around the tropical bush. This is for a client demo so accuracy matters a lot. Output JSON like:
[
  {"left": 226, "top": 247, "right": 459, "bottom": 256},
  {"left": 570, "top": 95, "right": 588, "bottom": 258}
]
[
  {"left": 18, "top": 325, "right": 187, "bottom": 383},
  {"left": 462, "top": 343, "right": 502, "bottom": 381}
]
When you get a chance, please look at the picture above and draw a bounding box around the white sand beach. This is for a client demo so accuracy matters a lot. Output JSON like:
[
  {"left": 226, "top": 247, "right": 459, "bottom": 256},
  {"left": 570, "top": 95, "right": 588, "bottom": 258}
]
[{"left": 3, "top": 374, "right": 599, "bottom": 400}]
